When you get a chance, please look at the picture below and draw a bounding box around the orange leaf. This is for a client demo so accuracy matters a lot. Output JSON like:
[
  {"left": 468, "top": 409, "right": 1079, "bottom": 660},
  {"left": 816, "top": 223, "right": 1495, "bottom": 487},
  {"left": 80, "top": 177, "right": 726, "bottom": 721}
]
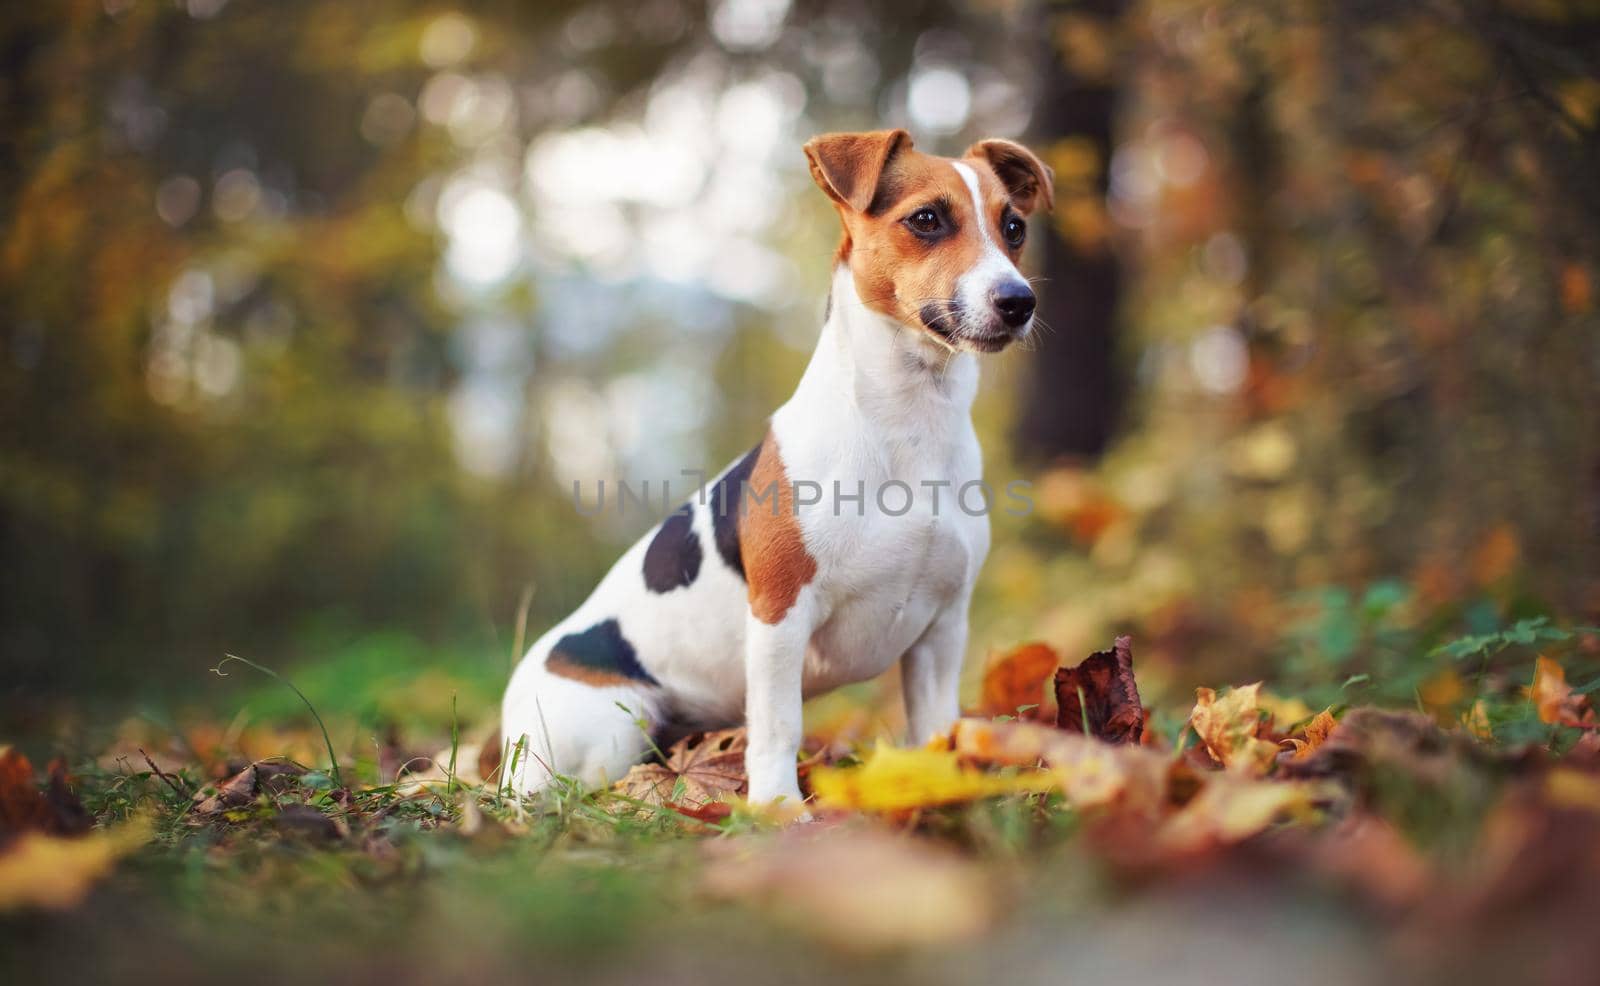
[
  {"left": 0, "top": 748, "right": 91, "bottom": 838},
  {"left": 977, "top": 641, "right": 1060, "bottom": 719},
  {"left": 1470, "top": 523, "right": 1520, "bottom": 587},
  {"left": 1282, "top": 708, "right": 1338, "bottom": 761},
  {"left": 1529, "top": 656, "right": 1594, "bottom": 729}
]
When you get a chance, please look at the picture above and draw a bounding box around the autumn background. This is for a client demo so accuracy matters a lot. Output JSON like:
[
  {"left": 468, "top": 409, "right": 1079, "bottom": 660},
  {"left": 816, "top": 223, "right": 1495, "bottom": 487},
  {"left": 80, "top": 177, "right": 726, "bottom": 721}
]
[{"left": 2, "top": 1, "right": 1599, "bottom": 983}]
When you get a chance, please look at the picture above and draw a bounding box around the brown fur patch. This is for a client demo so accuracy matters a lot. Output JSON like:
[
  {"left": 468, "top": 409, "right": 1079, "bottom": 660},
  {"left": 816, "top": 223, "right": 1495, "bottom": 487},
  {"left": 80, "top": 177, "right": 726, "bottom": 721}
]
[
  {"left": 740, "top": 430, "right": 818, "bottom": 625},
  {"left": 478, "top": 728, "right": 502, "bottom": 783},
  {"left": 546, "top": 651, "right": 632, "bottom": 686}
]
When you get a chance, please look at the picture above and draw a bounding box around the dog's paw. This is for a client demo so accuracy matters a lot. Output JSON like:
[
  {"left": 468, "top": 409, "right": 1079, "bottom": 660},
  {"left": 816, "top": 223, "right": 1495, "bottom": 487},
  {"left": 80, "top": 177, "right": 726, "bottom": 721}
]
[{"left": 747, "top": 787, "right": 811, "bottom": 823}]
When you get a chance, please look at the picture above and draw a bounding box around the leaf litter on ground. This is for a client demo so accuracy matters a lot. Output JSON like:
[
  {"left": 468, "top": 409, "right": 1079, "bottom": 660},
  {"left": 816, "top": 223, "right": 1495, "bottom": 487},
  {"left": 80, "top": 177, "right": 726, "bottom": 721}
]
[{"left": 9, "top": 630, "right": 1600, "bottom": 974}]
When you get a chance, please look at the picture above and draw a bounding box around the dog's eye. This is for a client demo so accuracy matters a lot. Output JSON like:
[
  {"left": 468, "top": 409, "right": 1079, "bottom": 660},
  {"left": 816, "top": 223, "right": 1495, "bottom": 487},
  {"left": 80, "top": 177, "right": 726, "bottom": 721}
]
[
  {"left": 906, "top": 209, "right": 942, "bottom": 235},
  {"left": 1002, "top": 215, "right": 1026, "bottom": 248}
]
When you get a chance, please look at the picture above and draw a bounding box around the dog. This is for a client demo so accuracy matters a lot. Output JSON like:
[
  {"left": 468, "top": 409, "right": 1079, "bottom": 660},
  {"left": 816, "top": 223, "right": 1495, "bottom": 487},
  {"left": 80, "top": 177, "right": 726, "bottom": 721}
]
[{"left": 500, "top": 129, "right": 1053, "bottom": 808}]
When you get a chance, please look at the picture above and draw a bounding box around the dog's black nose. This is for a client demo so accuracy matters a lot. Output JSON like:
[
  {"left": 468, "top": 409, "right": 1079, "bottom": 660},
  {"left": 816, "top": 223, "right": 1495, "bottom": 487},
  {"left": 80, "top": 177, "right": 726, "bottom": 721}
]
[{"left": 992, "top": 282, "right": 1036, "bottom": 329}]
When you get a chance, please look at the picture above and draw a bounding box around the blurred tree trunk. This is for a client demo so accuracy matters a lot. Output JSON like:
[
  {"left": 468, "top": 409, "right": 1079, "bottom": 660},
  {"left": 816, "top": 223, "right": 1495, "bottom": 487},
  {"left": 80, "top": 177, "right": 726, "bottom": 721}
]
[{"left": 1013, "top": 1, "right": 1127, "bottom": 464}]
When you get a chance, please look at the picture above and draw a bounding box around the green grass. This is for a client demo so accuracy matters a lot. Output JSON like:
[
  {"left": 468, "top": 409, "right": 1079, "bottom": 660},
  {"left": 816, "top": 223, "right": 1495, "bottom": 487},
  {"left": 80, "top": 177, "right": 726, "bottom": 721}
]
[{"left": 6, "top": 607, "right": 1600, "bottom": 985}]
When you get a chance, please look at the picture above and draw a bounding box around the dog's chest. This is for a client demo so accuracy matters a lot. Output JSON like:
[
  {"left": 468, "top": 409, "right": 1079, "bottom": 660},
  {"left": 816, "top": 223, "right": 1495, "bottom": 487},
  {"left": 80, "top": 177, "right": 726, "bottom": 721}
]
[{"left": 802, "top": 481, "right": 987, "bottom": 693}]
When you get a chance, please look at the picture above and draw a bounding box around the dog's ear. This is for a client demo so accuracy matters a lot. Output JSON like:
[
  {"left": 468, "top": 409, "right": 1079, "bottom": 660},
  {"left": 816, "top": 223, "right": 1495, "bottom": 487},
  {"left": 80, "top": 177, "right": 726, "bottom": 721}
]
[
  {"left": 966, "top": 139, "right": 1055, "bottom": 215},
  {"left": 804, "top": 129, "right": 912, "bottom": 213}
]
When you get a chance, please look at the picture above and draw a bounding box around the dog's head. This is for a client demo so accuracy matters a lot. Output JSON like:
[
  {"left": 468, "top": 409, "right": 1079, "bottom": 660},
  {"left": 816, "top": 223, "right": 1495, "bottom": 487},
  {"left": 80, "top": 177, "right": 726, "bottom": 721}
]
[{"left": 804, "top": 129, "right": 1053, "bottom": 353}]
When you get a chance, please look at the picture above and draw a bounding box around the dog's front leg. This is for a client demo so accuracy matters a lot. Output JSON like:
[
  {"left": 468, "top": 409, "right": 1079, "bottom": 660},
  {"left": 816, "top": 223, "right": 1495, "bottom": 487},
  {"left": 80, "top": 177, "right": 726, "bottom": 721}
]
[
  {"left": 901, "top": 599, "right": 969, "bottom": 745},
  {"left": 743, "top": 609, "right": 811, "bottom": 808}
]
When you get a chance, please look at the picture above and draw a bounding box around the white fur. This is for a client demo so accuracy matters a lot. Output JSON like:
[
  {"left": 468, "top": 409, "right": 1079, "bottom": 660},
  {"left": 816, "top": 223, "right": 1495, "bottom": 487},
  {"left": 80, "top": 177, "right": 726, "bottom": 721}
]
[{"left": 501, "top": 266, "right": 990, "bottom": 805}]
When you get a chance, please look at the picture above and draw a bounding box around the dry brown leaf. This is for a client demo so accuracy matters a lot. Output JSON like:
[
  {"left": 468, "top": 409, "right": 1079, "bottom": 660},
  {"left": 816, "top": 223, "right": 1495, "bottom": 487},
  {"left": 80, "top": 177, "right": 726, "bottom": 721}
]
[
  {"left": 1309, "top": 813, "right": 1433, "bottom": 909},
  {"left": 613, "top": 728, "right": 747, "bottom": 810},
  {"left": 274, "top": 803, "right": 347, "bottom": 842},
  {"left": 976, "top": 641, "right": 1060, "bottom": 719},
  {"left": 1282, "top": 708, "right": 1339, "bottom": 761},
  {"left": 702, "top": 827, "right": 995, "bottom": 951},
  {"left": 190, "top": 760, "right": 306, "bottom": 817},
  {"left": 1054, "top": 635, "right": 1144, "bottom": 744},
  {"left": 1189, "top": 683, "right": 1279, "bottom": 775}
]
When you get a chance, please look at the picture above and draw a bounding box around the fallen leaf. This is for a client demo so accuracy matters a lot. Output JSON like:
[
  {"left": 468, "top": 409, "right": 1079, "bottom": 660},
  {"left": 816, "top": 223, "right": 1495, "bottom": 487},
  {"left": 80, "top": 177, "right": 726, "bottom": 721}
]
[
  {"left": 274, "top": 803, "right": 347, "bottom": 842},
  {"left": 1544, "top": 767, "right": 1600, "bottom": 813},
  {"left": 668, "top": 800, "right": 733, "bottom": 824},
  {"left": 977, "top": 641, "right": 1060, "bottom": 719},
  {"left": 1565, "top": 730, "right": 1600, "bottom": 765},
  {"left": 1282, "top": 708, "right": 1339, "bottom": 761},
  {"left": 1054, "top": 635, "right": 1145, "bottom": 744},
  {"left": 1257, "top": 691, "right": 1315, "bottom": 729},
  {"left": 1308, "top": 813, "right": 1433, "bottom": 909},
  {"left": 0, "top": 748, "right": 91, "bottom": 841},
  {"left": 808, "top": 741, "right": 1054, "bottom": 812},
  {"left": 947, "top": 718, "right": 1169, "bottom": 815},
  {"left": 1470, "top": 523, "right": 1520, "bottom": 587},
  {"left": 1529, "top": 656, "right": 1594, "bottom": 729},
  {"left": 702, "top": 826, "right": 995, "bottom": 950},
  {"left": 1189, "top": 683, "right": 1279, "bottom": 775},
  {"left": 1409, "top": 778, "right": 1600, "bottom": 979},
  {"left": 190, "top": 760, "right": 306, "bottom": 817},
  {"left": 1461, "top": 699, "right": 1494, "bottom": 741},
  {"left": 1419, "top": 669, "right": 1467, "bottom": 722},
  {"left": 613, "top": 728, "right": 747, "bottom": 810},
  {"left": 1156, "top": 775, "right": 1318, "bottom": 852},
  {"left": 0, "top": 818, "right": 151, "bottom": 911}
]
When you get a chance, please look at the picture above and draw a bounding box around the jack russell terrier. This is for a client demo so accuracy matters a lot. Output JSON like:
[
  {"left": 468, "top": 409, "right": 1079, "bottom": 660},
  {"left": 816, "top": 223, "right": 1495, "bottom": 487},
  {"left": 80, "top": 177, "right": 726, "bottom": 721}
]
[{"left": 501, "top": 129, "right": 1053, "bottom": 808}]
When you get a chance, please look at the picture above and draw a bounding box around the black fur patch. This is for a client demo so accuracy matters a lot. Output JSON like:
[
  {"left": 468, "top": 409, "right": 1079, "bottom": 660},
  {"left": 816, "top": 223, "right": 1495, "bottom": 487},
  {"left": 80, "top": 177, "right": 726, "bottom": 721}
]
[
  {"left": 642, "top": 505, "right": 702, "bottom": 593},
  {"left": 546, "top": 618, "right": 658, "bottom": 686},
  {"left": 709, "top": 443, "right": 761, "bottom": 580},
  {"left": 920, "top": 301, "right": 957, "bottom": 336}
]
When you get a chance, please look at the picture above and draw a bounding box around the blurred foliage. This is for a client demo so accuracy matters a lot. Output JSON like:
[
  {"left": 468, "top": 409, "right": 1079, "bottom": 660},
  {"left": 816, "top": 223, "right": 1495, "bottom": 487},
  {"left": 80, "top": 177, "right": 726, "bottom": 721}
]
[
  {"left": 976, "top": 0, "right": 1600, "bottom": 701},
  {"left": 1, "top": 0, "right": 1597, "bottom": 728}
]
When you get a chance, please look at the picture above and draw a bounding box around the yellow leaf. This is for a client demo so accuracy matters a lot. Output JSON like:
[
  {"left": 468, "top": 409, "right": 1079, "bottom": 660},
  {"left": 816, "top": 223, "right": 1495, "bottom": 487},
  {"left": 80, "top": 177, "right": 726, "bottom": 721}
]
[
  {"left": 1257, "top": 692, "right": 1314, "bottom": 729},
  {"left": 1461, "top": 699, "right": 1494, "bottom": 741},
  {"left": 1189, "top": 683, "right": 1279, "bottom": 775},
  {"left": 1545, "top": 767, "right": 1600, "bottom": 813},
  {"left": 808, "top": 742, "right": 1053, "bottom": 812},
  {"left": 1419, "top": 669, "right": 1466, "bottom": 718},
  {"left": 0, "top": 818, "right": 151, "bottom": 911}
]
